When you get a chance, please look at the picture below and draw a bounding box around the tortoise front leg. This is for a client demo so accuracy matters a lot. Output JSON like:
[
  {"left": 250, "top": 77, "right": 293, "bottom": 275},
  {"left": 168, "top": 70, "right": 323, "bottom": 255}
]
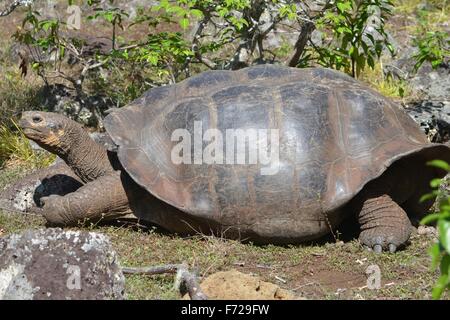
[
  {"left": 39, "top": 171, "right": 131, "bottom": 226},
  {"left": 358, "top": 194, "right": 412, "bottom": 253}
]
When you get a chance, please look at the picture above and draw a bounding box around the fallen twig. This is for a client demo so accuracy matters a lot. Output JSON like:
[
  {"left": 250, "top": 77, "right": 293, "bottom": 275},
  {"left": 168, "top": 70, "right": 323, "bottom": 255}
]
[
  {"left": 274, "top": 275, "right": 287, "bottom": 284},
  {"left": 122, "top": 263, "right": 208, "bottom": 300},
  {"left": 122, "top": 264, "right": 181, "bottom": 275},
  {"left": 292, "top": 282, "right": 317, "bottom": 291},
  {"left": 177, "top": 266, "right": 208, "bottom": 300}
]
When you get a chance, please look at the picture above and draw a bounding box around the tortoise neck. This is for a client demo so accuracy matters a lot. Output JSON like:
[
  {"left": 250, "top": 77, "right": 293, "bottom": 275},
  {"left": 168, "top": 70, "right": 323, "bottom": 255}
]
[{"left": 58, "top": 121, "right": 115, "bottom": 182}]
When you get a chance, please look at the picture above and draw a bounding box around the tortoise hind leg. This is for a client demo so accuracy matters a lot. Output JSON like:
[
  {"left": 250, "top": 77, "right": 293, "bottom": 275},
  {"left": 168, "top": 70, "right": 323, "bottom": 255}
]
[
  {"left": 40, "top": 172, "right": 131, "bottom": 226},
  {"left": 358, "top": 194, "right": 412, "bottom": 253}
]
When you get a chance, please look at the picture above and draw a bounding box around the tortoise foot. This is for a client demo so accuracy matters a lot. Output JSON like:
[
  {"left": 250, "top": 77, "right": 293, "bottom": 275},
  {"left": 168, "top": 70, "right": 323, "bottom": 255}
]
[
  {"left": 360, "top": 230, "right": 406, "bottom": 253},
  {"left": 358, "top": 194, "right": 412, "bottom": 253},
  {"left": 39, "top": 173, "right": 130, "bottom": 226},
  {"left": 40, "top": 195, "right": 69, "bottom": 226}
]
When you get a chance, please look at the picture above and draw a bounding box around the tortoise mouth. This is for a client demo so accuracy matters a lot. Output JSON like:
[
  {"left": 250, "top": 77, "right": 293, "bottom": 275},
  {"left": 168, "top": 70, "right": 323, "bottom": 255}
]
[{"left": 21, "top": 127, "right": 43, "bottom": 139}]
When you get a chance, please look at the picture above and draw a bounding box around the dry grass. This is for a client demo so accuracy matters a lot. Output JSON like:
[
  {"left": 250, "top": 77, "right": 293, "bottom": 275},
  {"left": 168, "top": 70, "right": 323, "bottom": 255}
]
[
  {"left": 359, "top": 61, "right": 414, "bottom": 101},
  {"left": 0, "top": 120, "right": 55, "bottom": 169}
]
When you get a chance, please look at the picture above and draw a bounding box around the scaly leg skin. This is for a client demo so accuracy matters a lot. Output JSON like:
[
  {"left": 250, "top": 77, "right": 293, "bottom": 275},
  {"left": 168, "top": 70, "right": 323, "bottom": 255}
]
[
  {"left": 358, "top": 194, "right": 412, "bottom": 253},
  {"left": 39, "top": 171, "right": 131, "bottom": 226}
]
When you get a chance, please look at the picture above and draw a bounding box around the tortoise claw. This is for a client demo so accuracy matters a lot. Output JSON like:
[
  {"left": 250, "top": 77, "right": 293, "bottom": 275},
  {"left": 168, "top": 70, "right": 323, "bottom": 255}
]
[
  {"left": 373, "top": 244, "right": 382, "bottom": 254},
  {"left": 388, "top": 244, "right": 397, "bottom": 253}
]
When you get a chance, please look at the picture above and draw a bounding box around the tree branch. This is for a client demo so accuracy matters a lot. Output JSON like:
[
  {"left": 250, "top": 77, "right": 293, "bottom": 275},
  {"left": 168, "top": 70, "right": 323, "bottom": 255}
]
[{"left": 288, "top": 21, "right": 315, "bottom": 67}]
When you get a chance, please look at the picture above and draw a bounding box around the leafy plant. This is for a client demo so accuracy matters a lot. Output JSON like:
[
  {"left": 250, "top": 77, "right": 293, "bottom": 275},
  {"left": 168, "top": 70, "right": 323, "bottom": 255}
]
[
  {"left": 87, "top": 0, "right": 129, "bottom": 50},
  {"left": 421, "top": 160, "right": 450, "bottom": 299},
  {"left": 413, "top": 31, "right": 449, "bottom": 72},
  {"left": 315, "top": 0, "right": 395, "bottom": 78},
  {"left": 11, "top": 0, "right": 399, "bottom": 122},
  {"left": 411, "top": 7, "right": 449, "bottom": 73}
]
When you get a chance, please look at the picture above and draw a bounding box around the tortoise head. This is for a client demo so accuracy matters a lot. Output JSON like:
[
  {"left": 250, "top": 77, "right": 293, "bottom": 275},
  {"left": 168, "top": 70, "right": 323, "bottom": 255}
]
[{"left": 19, "top": 111, "right": 72, "bottom": 153}]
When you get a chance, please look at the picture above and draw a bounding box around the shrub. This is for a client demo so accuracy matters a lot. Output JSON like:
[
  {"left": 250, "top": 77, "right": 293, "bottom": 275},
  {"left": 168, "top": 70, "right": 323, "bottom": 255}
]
[{"left": 421, "top": 160, "right": 450, "bottom": 299}]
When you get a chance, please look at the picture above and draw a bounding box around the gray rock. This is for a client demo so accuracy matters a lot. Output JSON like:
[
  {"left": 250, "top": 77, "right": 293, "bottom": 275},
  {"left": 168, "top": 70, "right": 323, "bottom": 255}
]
[
  {"left": 405, "top": 101, "right": 450, "bottom": 142},
  {"left": 0, "top": 228, "right": 125, "bottom": 300},
  {"left": 0, "top": 162, "right": 82, "bottom": 214},
  {"left": 385, "top": 47, "right": 450, "bottom": 142}
]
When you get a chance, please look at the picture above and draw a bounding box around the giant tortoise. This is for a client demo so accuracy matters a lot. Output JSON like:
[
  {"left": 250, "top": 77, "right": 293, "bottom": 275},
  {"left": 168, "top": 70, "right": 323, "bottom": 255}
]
[{"left": 19, "top": 64, "right": 450, "bottom": 253}]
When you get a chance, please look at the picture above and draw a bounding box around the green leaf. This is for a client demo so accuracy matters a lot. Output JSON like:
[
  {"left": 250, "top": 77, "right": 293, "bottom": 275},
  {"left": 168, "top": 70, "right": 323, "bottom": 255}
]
[
  {"left": 438, "top": 219, "right": 450, "bottom": 255},
  {"left": 432, "top": 274, "right": 449, "bottom": 300},
  {"left": 337, "top": 2, "right": 352, "bottom": 13},
  {"left": 427, "top": 160, "right": 450, "bottom": 171},
  {"left": 429, "top": 243, "right": 442, "bottom": 269},
  {"left": 421, "top": 213, "right": 442, "bottom": 225},
  {"left": 147, "top": 55, "right": 159, "bottom": 65},
  {"left": 419, "top": 191, "right": 438, "bottom": 203},
  {"left": 430, "top": 178, "right": 443, "bottom": 188},
  {"left": 432, "top": 59, "right": 442, "bottom": 68},
  {"left": 190, "top": 9, "right": 203, "bottom": 19},
  {"left": 348, "top": 46, "right": 355, "bottom": 57},
  {"left": 59, "top": 45, "right": 65, "bottom": 59},
  {"left": 386, "top": 43, "right": 394, "bottom": 55},
  {"left": 179, "top": 17, "right": 190, "bottom": 30},
  {"left": 440, "top": 254, "right": 450, "bottom": 275}
]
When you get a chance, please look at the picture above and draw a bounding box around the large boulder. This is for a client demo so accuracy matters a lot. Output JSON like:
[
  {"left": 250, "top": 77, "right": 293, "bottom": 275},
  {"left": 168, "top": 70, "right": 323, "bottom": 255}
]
[{"left": 0, "top": 228, "right": 125, "bottom": 300}]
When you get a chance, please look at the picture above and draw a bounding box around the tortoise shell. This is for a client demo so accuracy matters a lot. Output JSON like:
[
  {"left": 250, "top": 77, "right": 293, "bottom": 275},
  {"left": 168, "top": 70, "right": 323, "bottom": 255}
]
[{"left": 104, "top": 65, "right": 450, "bottom": 242}]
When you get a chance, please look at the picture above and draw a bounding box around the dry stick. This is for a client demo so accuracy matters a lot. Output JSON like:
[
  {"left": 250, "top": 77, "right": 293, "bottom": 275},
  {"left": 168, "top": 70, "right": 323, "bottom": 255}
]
[
  {"left": 122, "top": 264, "right": 208, "bottom": 300},
  {"left": 122, "top": 264, "right": 182, "bottom": 275},
  {"left": 177, "top": 266, "right": 208, "bottom": 301}
]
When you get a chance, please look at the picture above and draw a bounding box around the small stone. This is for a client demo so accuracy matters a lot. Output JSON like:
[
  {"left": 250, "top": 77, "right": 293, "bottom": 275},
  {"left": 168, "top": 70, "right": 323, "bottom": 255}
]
[
  {"left": 417, "top": 225, "right": 437, "bottom": 236},
  {"left": 336, "top": 241, "right": 345, "bottom": 246}
]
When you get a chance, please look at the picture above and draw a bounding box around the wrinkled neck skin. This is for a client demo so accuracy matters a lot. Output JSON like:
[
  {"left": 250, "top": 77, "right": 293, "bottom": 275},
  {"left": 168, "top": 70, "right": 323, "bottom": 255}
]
[{"left": 50, "top": 120, "right": 115, "bottom": 183}]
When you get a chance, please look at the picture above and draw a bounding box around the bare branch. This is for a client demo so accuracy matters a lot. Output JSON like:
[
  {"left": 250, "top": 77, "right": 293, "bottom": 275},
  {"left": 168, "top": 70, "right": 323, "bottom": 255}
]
[
  {"left": 122, "top": 264, "right": 182, "bottom": 275},
  {"left": 177, "top": 267, "right": 208, "bottom": 300}
]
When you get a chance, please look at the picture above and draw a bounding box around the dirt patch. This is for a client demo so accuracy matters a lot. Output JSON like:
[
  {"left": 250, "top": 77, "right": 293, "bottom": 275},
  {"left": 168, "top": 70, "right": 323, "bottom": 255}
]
[
  {"left": 237, "top": 254, "right": 367, "bottom": 299},
  {"left": 195, "top": 269, "right": 299, "bottom": 300}
]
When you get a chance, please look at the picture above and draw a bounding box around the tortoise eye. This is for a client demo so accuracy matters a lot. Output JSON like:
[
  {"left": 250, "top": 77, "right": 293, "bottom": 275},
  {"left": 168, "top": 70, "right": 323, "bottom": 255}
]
[{"left": 32, "top": 115, "right": 43, "bottom": 123}]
